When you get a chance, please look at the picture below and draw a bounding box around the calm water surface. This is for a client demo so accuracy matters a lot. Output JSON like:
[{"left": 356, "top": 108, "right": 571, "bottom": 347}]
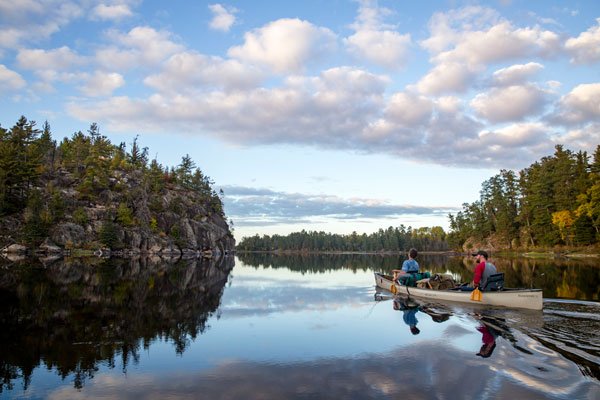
[{"left": 0, "top": 253, "right": 599, "bottom": 399}]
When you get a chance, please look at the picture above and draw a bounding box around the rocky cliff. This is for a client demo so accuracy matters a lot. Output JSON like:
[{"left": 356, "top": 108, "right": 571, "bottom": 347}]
[{"left": 0, "top": 166, "right": 235, "bottom": 257}]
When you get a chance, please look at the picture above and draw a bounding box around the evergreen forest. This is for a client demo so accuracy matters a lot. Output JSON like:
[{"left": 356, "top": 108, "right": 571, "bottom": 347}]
[
  {"left": 236, "top": 225, "right": 448, "bottom": 252},
  {"left": 0, "top": 116, "right": 226, "bottom": 248},
  {"left": 238, "top": 144, "right": 600, "bottom": 252},
  {"left": 448, "top": 145, "right": 600, "bottom": 250}
]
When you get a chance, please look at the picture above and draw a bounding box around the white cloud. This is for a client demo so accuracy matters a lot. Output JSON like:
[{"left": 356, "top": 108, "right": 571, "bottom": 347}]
[
  {"left": 349, "top": 0, "right": 395, "bottom": 31},
  {"left": 417, "top": 6, "right": 560, "bottom": 96},
  {"left": 0, "top": 0, "right": 84, "bottom": 48},
  {"left": 0, "top": 64, "right": 26, "bottom": 92},
  {"left": 430, "top": 122, "right": 554, "bottom": 168},
  {"left": 67, "top": 66, "right": 387, "bottom": 145},
  {"left": 420, "top": 6, "right": 502, "bottom": 55},
  {"left": 492, "top": 62, "right": 544, "bottom": 86},
  {"left": 0, "top": 0, "right": 45, "bottom": 17},
  {"left": 91, "top": 4, "right": 134, "bottom": 21},
  {"left": 558, "top": 123, "right": 600, "bottom": 153},
  {"left": 17, "top": 46, "right": 86, "bottom": 71},
  {"left": 79, "top": 71, "right": 125, "bottom": 96},
  {"left": 344, "top": 0, "right": 412, "bottom": 70},
  {"left": 345, "top": 30, "right": 411, "bottom": 71},
  {"left": 470, "top": 84, "right": 550, "bottom": 123},
  {"left": 479, "top": 122, "right": 549, "bottom": 148},
  {"left": 435, "top": 96, "right": 462, "bottom": 113},
  {"left": 424, "top": 101, "right": 483, "bottom": 156},
  {"left": 565, "top": 18, "right": 600, "bottom": 64},
  {"left": 414, "top": 62, "right": 480, "bottom": 95},
  {"left": 208, "top": 4, "right": 237, "bottom": 32},
  {"left": 30, "top": 81, "right": 55, "bottom": 94},
  {"left": 47, "top": 4, "right": 595, "bottom": 172},
  {"left": 15, "top": 46, "right": 87, "bottom": 90},
  {"left": 96, "top": 26, "right": 184, "bottom": 70},
  {"left": 434, "top": 21, "right": 561, "bottom": 67},
  {"left": 552, "top": 83, "right": 600, "bottom": 125},
  {"left": 144, "top": 51, "right": 265, "bottom": 93},
  {"left": 66, "top": 55, "right": 560, "bottom": 170},
  {"left": 384, "top": 92, "right": 433, "bottom": 126},
  {"left": 227, "top": 18, "right": 337, "bottom": 73}
]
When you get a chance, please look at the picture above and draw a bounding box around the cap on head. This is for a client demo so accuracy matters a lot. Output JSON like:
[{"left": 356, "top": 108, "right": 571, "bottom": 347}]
[
  {"left": 471, "top": 250, "right": 488, "bottom": 259},
  {"left": 476, "top": 342, "right": 496, "bottom": 358}
]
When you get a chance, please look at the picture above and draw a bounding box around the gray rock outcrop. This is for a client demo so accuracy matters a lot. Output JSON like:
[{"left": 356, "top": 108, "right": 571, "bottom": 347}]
[{"left": 0, "top": 166, "right": 235, "bottom": 256}]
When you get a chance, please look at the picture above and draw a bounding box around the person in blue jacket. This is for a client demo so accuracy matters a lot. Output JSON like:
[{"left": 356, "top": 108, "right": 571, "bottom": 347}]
[{"left": 392, "top": 248, "right": 419, "bottom": 282}]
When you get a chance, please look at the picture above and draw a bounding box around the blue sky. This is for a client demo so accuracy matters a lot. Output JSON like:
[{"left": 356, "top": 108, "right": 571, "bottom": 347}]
[{"left": 1, "top": 0, "right": 599, "bottom": 242}]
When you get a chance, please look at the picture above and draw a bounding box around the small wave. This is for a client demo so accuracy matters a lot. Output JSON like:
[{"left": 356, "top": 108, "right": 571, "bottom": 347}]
[{"left": 516, "top": 300, "right": 600, "bottom": 380}]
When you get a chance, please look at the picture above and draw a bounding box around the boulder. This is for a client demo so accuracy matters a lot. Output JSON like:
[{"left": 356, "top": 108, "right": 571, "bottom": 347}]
[
  {"left": 4, "top": 244, "right": 27, "bottom": 254},
  {"left": 51, "top": 223, "right": 86, "bottom": 246},
  {"left": 38, "top": 238, "right": 63, "bottom": 254}
]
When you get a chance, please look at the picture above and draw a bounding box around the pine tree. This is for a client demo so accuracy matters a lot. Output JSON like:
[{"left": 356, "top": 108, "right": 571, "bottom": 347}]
[
  {"left": 100, "top": 219, "right": 119, "bottom": 249},
  {"left": 23, "top": 190, "right": 48, "bottom": 245},
  {"left": 176, "top": 154, "right": 196, "bottom": 188}
]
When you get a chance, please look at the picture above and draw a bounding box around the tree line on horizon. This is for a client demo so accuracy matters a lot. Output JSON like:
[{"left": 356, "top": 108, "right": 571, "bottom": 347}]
[
  {"left": 0, "top": 116, "right": 225, "bottom": 245},
  {"left": 238, "top": 144, "right": 600, "bottom": 252},
  {"left": 236, "top": 225, "right": 448, "bottom": 252}
]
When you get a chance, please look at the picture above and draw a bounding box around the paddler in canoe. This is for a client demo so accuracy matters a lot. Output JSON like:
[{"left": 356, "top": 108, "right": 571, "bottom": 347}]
[{"left": 391, "top": 248, "right": 432, "bottom": 287}]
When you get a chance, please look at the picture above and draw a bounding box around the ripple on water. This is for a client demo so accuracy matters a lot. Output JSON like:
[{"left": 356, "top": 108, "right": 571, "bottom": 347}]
[{"left": 525, "top": 300, "right": 600, "bottom": 380}]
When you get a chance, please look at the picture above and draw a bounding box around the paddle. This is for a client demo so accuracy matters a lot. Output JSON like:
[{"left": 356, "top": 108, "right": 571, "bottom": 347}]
[{"left": 470, "top": 287, "right": 482, "bottom": 302}]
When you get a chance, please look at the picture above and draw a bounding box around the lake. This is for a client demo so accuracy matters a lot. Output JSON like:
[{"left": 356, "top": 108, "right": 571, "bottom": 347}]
[{"left": 0, "top": 253, "right": 599, "bottom": 399}]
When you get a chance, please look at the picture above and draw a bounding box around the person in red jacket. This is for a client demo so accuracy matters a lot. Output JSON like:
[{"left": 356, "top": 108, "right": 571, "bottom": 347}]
[
  {"left": 471, "top": 250, "right": 497, "bottom": 289},
  {"left": 476, "top": 323, "right": 497, "bottom": 358}
]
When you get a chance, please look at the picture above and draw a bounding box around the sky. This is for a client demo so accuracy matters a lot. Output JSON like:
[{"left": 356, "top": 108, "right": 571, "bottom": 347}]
[{"left": 0, "top": 0, "right": 599, "bottom": 242}]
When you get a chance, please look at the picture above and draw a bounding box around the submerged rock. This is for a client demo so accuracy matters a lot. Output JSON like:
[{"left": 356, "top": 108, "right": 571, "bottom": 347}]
[{"left": 3, "top": 244, "right": 27, "bottom": 254}]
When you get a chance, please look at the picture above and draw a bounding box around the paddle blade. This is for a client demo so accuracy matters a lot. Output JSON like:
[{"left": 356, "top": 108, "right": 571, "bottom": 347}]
[{"left": 470, "top": 288, "right": 482, "bottom": 302}]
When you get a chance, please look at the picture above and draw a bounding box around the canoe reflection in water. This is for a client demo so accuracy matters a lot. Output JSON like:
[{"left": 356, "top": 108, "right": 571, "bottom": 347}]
[
  {"left": 386, "top": 293, "right": 523, "bottom": 360},
  {"left": 392, "top": 296, "right": 452, "bottom": 336}
]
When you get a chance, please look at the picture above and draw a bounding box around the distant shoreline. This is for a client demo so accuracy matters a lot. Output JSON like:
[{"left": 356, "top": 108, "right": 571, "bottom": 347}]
[{"left": 234, "top": 249, "right": 600, "bottom": 258}]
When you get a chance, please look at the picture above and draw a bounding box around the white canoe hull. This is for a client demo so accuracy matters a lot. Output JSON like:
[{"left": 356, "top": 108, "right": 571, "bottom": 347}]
[{"left": 374, "top": 272, "right": 543, "bottom": 310}]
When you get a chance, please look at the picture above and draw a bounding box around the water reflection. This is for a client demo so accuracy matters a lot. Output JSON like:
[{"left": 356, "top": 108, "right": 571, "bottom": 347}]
[
  {"left": 238, "top": 252, "right": 600, "bottom": 301},
  {"left": 475, "top": 319, "right": 498, "bottom": 358},
  {"left": 1, "top": 254, "right": 599, "bottom": 399},
  {"left": 393, "top": 297, "right": 421, "bottom": 335},
  {"left": 378, "top": 288, "right": 600, "bottom": 385},
  {"left": 389, "top": 295, "right": 505, "bottom": 359},
  {"left": 0, "top": 255, "right": 234, "bottom": 393}
]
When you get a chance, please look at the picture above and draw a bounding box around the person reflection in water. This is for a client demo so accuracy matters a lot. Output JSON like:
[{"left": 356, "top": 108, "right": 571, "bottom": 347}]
[
  {"left": 393, "top": 298, "right": 420, "bottom": 335},
  {"left": 476, "top": 323, "right": 498, "bottom": 358}
]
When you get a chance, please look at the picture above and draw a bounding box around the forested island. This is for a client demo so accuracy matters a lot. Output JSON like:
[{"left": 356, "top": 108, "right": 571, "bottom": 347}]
[
  {"left": 0, "top": 117, "right": 234, "bottom": 257},
  {"left": 238, "top": 145, "right": 600, "bottom": 254}
]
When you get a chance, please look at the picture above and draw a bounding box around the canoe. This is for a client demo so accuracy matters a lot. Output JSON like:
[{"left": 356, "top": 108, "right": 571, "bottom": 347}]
[{"left": 374, "top": 272, "right": 543, "bottom": 310}]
